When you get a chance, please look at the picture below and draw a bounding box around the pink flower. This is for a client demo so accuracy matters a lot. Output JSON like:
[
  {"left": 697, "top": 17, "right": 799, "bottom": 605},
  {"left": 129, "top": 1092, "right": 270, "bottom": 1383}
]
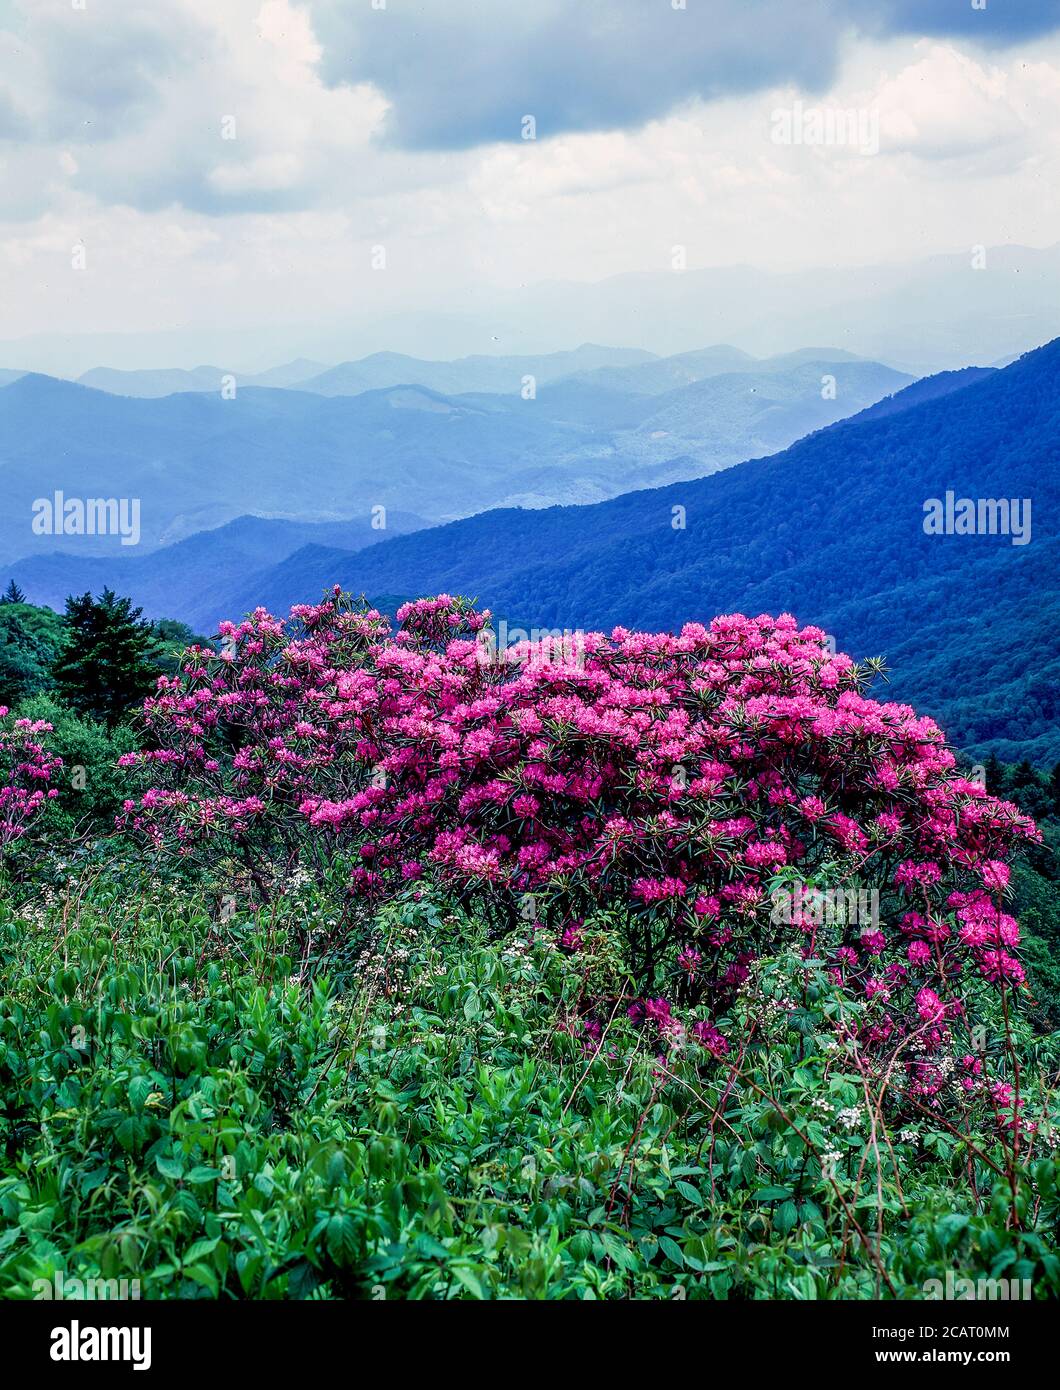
[
  {"left": 916, "top": 988, "right": 945, "bottom": 1024},
  {"left": 980, "top": 860, "right": 1011, "bottom": 892},
  {"left": 677, "top": 947, "right": 702, "bottom": 978}
]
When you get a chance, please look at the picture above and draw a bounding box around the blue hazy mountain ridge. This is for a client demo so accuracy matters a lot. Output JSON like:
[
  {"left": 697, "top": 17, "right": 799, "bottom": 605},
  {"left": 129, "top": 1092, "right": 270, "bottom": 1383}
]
[
  {"left": 74, "top": 345, "right": 657, "bottom": 399},
  {"left": 77, "top": 359, "right": 329, "bottom": 397},
  {"left": 497, "top": 243, "right": 1060, "bottom": 373},
  {"left": 561, "top": 345, "right": 872, "bottom": 395},
  {"left": 296, "top": 344, "right": 655, "bottom": 397},
  {"left": 0, "top": 355, "right": 909, "bottom": 562},
  {"left": 70, "top": 342, "right": 890, "bottom": 401},
  {"left": 839, "top": 366, "right": 997, "bottom": 425},
  {"left": 1, "top": 512, "right": 427, "bottom": 625},
  {"left": 223, "top": 344, "right": 1060, "bottom": 763}
]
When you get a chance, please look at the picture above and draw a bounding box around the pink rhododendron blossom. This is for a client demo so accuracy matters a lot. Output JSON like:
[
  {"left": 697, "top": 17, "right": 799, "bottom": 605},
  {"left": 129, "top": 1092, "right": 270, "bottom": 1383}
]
[{"left": 0, "top": 708, "right": 62, "bottom": 854}]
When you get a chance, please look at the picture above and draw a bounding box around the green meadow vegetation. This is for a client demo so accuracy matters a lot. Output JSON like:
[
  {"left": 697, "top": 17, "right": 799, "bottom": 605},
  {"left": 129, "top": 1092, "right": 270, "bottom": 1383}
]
[{"left": 0, "top": 590, "right": 1058, "bottom": 1301}]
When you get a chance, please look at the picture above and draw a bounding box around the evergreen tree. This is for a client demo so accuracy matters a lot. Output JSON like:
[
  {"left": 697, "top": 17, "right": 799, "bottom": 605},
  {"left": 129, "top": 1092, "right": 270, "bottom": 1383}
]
[
  {"left": 0, "top": 603, "right": 58, "bottom": 706},
  {"left": 51, "top": 589, "right": 161, "bottom": 728},
  {"left": 0, "top": 580, "right": 26, "bottom": 604},
  {"left": 0, "top": 612, "right": 45, "bottom": 705},
  {"left": 1006, "top": 759, "right": 1050, "bottom": 821}
]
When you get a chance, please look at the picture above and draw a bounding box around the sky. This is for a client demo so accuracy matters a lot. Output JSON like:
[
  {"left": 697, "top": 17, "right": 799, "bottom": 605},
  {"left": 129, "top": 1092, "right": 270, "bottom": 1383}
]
[{"left": 2, "top": 0, "right": 1060, "bottom": 368}]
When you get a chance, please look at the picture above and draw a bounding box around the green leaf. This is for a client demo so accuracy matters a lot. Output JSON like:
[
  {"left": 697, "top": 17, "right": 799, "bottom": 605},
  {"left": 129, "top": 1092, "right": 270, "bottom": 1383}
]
[
  {"left": 182, "top": 1263, "right": 219, "bottom": 1296},
  {"left": 774, "top": 1200, "right": 799, "bottom": 1235},
  {"left": 155, "top": 1153, "right": 184, "bottom": 1181},
  {"left": 186, "top": 1165, "right": 221, "bottom": 1184},
  {"left": 325, "top": 1213, "right": 359, "bottom": 1268},
  {"left": 128, "top": 1076, "right": 153, "bottom": 1111},
  {"left": 450, "top": 1265, "right": 486, "bottom": 1299},
  {"left": 184, "top": 1237, "right": 222, "bottom": 1264},
  {"left": 658, "top": 1235, "right": 685, "bottom": 1267}
]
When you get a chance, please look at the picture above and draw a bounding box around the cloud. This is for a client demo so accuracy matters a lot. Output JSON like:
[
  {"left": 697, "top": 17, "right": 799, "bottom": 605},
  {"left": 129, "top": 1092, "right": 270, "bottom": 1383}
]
[
  {"left": 3, "top": 0, "right": 1057, "bottom": 220},
  {"left": 303, "top": 0, "right": 1060, "bottom": 151},
  {"left": 0, "top": 0, "right": 205, "bottom": 143},
  {"left": 1, "top": 0, "right": 1059, "bottom": 357},
  {"left": 0, "top": 0, "right": 390, "bottom": 217},
  {"left": 875, "top": 43, "right": 1029, "bottom": 161}
]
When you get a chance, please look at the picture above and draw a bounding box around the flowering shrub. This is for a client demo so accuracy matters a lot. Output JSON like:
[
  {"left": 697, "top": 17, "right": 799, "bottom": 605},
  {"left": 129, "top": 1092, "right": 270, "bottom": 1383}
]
[
  {"left": 122, "top": 592, "right": 1039, "bottom": 1107},
  {"left": 0, "top": 706, "right": 62, "bottom": 861},
  {"left": 119, "top": 593, "right": 393, "bottom": 890}
]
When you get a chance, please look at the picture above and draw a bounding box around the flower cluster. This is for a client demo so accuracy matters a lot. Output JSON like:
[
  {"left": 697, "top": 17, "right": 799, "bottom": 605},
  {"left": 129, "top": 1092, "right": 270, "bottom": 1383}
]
[
  {"left": 121, "top": 592, "right": 1039, "bottom": 1099},
  {"left": 0, "top": 706, "right": 62, "bottom": 854}
]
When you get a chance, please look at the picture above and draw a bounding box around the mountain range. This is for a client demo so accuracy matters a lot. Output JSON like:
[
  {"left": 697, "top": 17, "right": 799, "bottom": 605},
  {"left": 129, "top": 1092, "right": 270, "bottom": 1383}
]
[
  {"left": 0, "top": 512, "right": 427, "bottom": 633},
  {"left": 77, "top": 358, "right": 330, "bottom": 397},
  {"left": 65, "top": 342, "right": 880, "bottom": 401},
  {"left": 0, "top": 351, "right": 910, "bottom": 562}
]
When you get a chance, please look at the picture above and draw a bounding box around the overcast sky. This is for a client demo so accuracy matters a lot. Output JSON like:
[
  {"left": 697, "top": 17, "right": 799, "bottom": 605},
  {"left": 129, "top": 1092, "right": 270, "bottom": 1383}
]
[{"left": 2, "top": 0, "right": 1060, "bottom": 365}]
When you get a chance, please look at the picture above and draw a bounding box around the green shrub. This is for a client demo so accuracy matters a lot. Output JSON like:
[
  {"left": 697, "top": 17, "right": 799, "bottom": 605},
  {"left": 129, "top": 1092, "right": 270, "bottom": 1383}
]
[{"left": 14, "top": 695, "right": 138, "bottom": 839}]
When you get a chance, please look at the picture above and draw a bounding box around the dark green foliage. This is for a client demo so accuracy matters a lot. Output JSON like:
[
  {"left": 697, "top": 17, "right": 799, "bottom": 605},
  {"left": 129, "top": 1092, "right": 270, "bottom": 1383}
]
[
  {"left": 0, "top": 602, "right": 64, "bottom": 706},
  {"left": 51, "top": 589, "right": 162, "bottom": 728},
  {"left": 152, "top": 618, "right": 214, "bottom": 675},
  {"left": 0, "top": 598, "right": 202, "bottom": 710},
  {"left": 0, "top": 621, "right": 44, "bottom": 707}
]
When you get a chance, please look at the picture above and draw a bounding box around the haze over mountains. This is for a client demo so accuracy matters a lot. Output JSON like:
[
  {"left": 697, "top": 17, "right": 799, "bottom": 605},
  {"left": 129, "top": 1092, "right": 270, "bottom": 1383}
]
[
  {"left": 2, "top": 241, "right": 1058, "bottom": 379},
  {"left": 492, "top": 244, "right": 1060, "bottom": 377},
  {"left": 1, "top": 512, "right": 427, "bottom": 636},
  {"left": 78, "top": 359, "right": 330, "bottom": 397},
  {"left": 0, "top": 347, "right": 909, "bottom": 562}
]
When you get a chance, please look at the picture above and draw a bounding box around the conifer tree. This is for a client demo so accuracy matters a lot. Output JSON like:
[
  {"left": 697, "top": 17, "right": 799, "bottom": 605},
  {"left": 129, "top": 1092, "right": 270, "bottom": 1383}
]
[{"left": 52, "top": 589, "right": 161, "bottom": 728}]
